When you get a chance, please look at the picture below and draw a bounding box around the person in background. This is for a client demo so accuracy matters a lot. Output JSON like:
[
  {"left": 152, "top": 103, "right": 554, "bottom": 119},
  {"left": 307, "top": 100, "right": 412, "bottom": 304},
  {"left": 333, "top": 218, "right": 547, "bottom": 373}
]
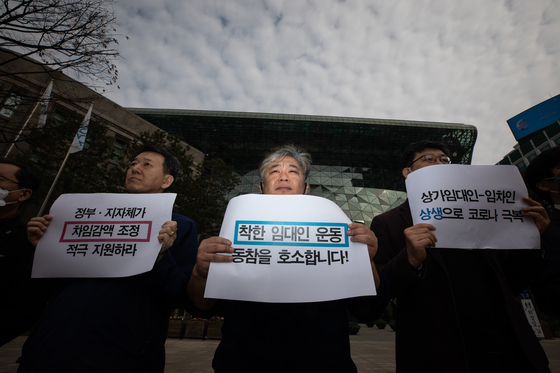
[{"left": 0, "top": 158, "right": 45, "bottom": 347}]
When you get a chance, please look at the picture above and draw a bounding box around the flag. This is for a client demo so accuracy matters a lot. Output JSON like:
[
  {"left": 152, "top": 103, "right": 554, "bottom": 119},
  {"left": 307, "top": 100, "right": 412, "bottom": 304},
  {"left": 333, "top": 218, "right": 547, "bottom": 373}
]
[
  {"left": 69, "top": 104, "right": 93, "bottom": 154},
  {"left": 37, "top": 81, "right": 53, "bottom": 129}
]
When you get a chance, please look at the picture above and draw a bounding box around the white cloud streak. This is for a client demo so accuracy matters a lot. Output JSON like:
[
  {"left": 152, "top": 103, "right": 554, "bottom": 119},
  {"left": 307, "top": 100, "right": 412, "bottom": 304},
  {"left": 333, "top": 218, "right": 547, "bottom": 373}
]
[{"left": 107, "top": 0, "right": 560, "bottom": 165}]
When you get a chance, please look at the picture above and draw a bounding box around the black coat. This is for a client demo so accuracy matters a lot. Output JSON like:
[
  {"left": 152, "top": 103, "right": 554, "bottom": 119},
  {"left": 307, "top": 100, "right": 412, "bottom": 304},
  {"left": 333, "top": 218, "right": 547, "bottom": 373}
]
[
  {"left": 371, "top": 200, "right": 550, "bottom": 373},
  {"left": 532, "top": 208, "right": 560, "bottom": 318},
  {"left": 17, "top": 212, "right": 201, "bottom": 373},
  {"left": 0, "top": 216, "right": 51, "bottom": 346}
]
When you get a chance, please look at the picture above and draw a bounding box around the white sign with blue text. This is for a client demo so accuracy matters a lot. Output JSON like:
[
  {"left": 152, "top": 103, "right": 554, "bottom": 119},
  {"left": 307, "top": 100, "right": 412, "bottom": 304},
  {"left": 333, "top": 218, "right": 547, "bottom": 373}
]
[
  {"left": 32, "top": 193, "right": 176, "bottom": 278},
  {"left": 205, "top": 194, "right": 376, "bottom": 303},
  {"left": 406, "top": 165, "right": 540, "bottom": 250}
]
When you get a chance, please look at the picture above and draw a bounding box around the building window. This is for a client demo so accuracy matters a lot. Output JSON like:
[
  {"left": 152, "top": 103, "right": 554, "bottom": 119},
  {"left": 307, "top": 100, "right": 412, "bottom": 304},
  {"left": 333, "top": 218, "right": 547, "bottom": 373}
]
[
  {"left": 509, "top": 149, "right": 522, "bottom": 163},
  {"left": 112, "top": 138, "right": 126, "bottom": 162},
  {"left": 546, "top": 123, "right": 560, "bottom": 138},
  {"left": 51, "top": 110, "right": 66, "bottom": 127},
  {"left": 520, "top": 141, "right": 534, "bottom": 156},
  {"left": 515, "top": 161, "right": 527, "bottom": 172},
  {"left": 540, "top": 144, "right": 551, "bottom": 152},
  {"left": 527, "top": 153, "right": 537, "bottom": 162},
  {"left": 0, "top": 93, "right": 23, "bottom": 118}
]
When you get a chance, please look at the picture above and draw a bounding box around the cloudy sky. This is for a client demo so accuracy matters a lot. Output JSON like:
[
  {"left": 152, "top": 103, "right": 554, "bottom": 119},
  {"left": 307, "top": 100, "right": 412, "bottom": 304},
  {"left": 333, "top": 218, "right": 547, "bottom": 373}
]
[{"left": 104, "top": 0, "right": 560, "bottom": 165}]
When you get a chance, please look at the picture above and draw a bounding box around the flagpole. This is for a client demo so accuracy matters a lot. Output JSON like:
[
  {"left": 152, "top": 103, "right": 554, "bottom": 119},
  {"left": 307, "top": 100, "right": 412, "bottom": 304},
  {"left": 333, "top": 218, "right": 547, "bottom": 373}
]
[
  {"left": 4, "top": 80, "right": 53, "bottom": 158},
  {"left": 37, "top": 147, "right": 72, "bottom": 216},
  {"left": 37, "top": 103, "right": 93, "bottom": 216}
]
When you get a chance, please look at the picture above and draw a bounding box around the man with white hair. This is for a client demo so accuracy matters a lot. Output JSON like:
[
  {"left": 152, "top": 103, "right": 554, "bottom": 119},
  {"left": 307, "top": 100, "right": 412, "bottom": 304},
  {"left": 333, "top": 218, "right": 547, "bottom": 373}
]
[{"left": 188, "top": 144, "right": 390, "bottom": 373}]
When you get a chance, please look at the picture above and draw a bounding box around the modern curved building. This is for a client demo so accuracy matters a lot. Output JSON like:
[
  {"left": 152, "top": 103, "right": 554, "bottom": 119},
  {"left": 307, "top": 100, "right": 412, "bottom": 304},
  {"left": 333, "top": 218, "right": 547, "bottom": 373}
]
[{"left": 128, "top": 108, "right": 477, "bottom": 227}]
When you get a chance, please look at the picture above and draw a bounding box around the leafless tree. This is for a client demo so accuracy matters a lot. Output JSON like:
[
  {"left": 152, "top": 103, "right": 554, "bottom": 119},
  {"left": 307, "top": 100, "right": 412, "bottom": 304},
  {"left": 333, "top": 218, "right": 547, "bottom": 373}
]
[{"left": 0, "top": 0, "right": 124, "bottom": 88}]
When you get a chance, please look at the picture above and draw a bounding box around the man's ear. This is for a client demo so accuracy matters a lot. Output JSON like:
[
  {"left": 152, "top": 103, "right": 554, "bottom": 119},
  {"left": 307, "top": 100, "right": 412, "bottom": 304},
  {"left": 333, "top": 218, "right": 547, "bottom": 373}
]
[
  {"left": 536, "top": 180, "right": 551, "bottom": 192},
  {"left": 259, "top": 181, "right": 264, "bottom": 194},
  {"left": 303, "top": 183, "right": 309, "bottom": 194},
  {"left": 402, "top": 167, "right": 412, "bottom": 179},
  {"left": 18, "top": 189, "right": 32, "bottom": 203},
  {"left": 161, "top": 175, "right": 174, "bottom": 190}
]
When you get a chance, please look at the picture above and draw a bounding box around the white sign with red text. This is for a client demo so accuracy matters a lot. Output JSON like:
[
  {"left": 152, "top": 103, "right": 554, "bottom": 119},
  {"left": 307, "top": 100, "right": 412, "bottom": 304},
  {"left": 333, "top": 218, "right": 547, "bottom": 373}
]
[{"left": 32, "top": 193, "right": 176, "bottom": 278}]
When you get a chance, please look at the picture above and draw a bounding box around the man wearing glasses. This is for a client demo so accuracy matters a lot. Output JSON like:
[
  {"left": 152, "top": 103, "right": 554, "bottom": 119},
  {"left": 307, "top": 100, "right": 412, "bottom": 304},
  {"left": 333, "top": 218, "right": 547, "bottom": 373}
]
[
  {"left": 0, "top": 159, "right": 47, "bottom": 347},
  {"left": 370, "top": 140, "right": 550, "bottom": 373}
]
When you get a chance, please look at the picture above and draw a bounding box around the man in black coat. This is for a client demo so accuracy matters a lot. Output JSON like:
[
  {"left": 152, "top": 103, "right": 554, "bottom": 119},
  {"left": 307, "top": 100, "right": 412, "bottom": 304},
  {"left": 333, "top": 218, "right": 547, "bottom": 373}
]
[
  {"left": 0, "top": 158, "right": 44, "bottom": 346},
  {"left": 188, "top": 144, "right": 390, "bottom": 373},
  {"left": 370, "top": 140, "right": 551, "bottom": 373},
  {"left": 18, "top": 145, "right": 201, "bottom": 373}
]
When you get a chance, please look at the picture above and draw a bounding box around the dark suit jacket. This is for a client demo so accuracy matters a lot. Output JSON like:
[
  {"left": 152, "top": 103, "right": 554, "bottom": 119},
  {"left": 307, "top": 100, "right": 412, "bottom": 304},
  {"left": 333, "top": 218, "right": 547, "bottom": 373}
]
[
  {"left": 18, "top": 212, "right": 202, "bottom": 373},
  {"left": 0, "top": 216, "right": 50, "bottom": 346},
  {"left": 371, "top": 200, "right": 550, "bottom": 373},
  {"left": 532, "top": 208, "right": 560, "bottom": 318}
]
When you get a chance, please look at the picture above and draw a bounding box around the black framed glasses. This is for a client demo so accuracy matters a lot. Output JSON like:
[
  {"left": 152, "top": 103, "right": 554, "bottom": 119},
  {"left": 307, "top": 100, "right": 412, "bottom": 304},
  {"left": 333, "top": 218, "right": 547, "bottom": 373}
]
[
  {"left": 0, "top": 174, "right": 23, "bottom": 187},
  {"left": 407, "top": 154, "right": 451, "bottom": 168}
]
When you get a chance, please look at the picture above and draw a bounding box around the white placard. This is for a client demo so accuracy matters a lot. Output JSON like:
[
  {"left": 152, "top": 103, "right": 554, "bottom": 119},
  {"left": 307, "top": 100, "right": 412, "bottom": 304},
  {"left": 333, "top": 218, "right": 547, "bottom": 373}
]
[
  {"left": 32, "top": 193, "right": 176, "bottom": 278},
  {"left": 205, "top": 194, "right": 376, "bottom": 303},
  {"left": 406, "top": 165, "right": 540, "bottom": 250}
]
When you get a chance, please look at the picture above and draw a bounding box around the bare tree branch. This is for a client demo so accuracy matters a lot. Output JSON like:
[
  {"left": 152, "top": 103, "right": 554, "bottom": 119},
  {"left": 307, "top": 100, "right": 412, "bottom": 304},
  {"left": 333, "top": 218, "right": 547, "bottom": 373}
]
[{"left": 0, "top": 0, "right": 124, "bottom": 88}]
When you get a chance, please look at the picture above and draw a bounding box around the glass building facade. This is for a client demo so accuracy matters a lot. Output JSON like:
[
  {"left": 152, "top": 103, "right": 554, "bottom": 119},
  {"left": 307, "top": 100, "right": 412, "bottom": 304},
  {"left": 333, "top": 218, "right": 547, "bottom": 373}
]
[{"left": 128, "top": 108, "right": 477, "bottom": 227}]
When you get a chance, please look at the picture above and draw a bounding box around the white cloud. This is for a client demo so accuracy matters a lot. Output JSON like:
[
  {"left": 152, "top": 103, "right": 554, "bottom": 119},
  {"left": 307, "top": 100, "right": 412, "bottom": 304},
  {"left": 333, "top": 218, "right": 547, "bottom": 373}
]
[{"left": 107, "top": 0, "right": 560, "bottom": 165}]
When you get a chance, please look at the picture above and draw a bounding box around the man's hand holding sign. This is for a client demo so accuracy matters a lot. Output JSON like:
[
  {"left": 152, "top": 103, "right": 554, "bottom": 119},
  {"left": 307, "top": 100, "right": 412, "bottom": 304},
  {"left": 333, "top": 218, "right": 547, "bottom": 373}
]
[
  {"left": 188, "top": 145, "right": 389, "bottom": 373},
  {"left": 29, "top": 193, "right": 178, "bottom": 278},
  {"left": 370, "top": 140, "right": 551, "bottom": 373},
  {"left": 406, "top": 165, "right": 549, "bottom": 252},
  {"left": 400, "top": 146, "right": 548, "bottom": 271},
  {"left": 18, "top": 145, "right": 203, "bottom": 372},
  {"left": 188, "top": 151, "right": 382, "bottom": 306},
  {"left": 200, "top": 194, "right": 379, "bottom": 303}
]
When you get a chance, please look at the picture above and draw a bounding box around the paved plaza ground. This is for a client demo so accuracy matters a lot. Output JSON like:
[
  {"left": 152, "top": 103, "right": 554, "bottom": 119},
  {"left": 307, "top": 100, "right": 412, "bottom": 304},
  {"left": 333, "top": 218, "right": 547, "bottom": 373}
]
[{"left": 1, "top": 326, "right": 558, "bottom": 373}]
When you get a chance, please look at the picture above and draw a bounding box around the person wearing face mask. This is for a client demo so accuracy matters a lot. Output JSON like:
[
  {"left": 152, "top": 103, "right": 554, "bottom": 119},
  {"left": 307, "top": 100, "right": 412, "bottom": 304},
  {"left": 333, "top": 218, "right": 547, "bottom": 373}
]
[
  {"left": 526, "top": 146, "right": 560, "bottom": 319},
  {"left": 370, "top": 140, "right": 551, "bottom": 373},
  {"left": 0, "top": 158, "right": 45, "bottom": 347}
]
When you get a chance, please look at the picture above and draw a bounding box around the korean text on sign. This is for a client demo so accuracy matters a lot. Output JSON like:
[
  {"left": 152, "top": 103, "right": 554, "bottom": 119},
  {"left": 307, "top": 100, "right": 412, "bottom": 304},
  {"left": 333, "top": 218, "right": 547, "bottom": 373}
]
[
  {"left": 60, "top": 221, "right": 152, "bottom": 242},
  {"left": 73, "top": 207, "right": 148, "bottom": 219},
  {"left": 234, "top": 221, "right": 348, "bottom": 247},
  {"left": 418, "top": 207, "right": 524, "bottom": 222},
  {"left": 231, "top": 247, "right": 349, "bottom": 266},
  {"left": 420, "top": 189, "right": 516, "bottom": 204}
]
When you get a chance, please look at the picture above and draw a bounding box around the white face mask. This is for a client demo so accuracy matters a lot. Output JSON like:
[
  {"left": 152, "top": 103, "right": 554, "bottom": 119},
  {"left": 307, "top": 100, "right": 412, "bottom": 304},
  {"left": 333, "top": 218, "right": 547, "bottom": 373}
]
[{"left": 0, "top": 187, "right": 25, "bottom": 207}]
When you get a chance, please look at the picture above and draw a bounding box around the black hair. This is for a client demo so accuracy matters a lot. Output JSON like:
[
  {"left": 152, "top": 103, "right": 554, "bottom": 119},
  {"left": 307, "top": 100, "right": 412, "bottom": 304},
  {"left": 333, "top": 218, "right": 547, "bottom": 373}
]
[
  {"left": 525, "top": 146, "right": 560, "bottom": 204},
  {"left": 0, "top": 158, "right": 41, "bottom": 192},
  {"left": 401, "top": 140, "right": 451, "bottom": 169},
  {"left": 131, "top": 144, "right": 181, "bottom": 179}
]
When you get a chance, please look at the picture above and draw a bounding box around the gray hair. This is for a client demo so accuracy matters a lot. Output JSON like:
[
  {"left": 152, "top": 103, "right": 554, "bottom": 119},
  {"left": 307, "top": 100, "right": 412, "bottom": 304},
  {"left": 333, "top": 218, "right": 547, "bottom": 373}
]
[{"left": 258, "top": 144, "right": 312, "bottom": 181}]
